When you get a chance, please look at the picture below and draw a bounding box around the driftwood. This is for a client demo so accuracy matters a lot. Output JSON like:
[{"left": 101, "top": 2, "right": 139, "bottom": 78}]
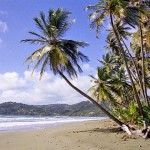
[{"left": 121, "top": 121, "right": 150, "bottom": 138}]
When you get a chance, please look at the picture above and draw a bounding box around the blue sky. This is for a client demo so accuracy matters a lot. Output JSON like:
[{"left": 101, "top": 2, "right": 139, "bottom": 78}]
[{"left": 0, "top": 0, "right": 107, "bottom": 105}]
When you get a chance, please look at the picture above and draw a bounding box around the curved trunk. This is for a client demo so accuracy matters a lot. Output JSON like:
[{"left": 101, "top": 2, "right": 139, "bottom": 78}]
[
  {"left": 120, "top": 35, "right": 146, "bottom": 103},
  {"left": 139, "top": 24, "right": 150, "bottom": 106},
  {"left": 58, "top": 70, "right": 124, "bottom": 126},
  {"left": 109, "top": 13, "right": 144, "bottom": 116}
]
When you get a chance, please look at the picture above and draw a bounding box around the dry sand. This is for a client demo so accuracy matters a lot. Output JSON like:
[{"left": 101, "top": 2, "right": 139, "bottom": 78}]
[{"left": 0, "top": 120, "right": 149, "bottom": 150}]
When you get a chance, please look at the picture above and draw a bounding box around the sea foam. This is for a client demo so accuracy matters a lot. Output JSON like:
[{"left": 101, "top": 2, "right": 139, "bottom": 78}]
[{"left": 0, "top": 115, "right": 108, "bottom": 132}]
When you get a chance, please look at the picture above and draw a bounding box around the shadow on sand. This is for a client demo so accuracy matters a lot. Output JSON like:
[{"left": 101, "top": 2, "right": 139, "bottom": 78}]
[{"left": 74, "top": 127, "right": 122, "bottom": 134}]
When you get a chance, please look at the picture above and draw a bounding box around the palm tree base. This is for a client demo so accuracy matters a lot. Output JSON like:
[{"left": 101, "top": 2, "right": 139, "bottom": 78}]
[{"left": 121, "top": 122, "right": 150, "bottom": 138}]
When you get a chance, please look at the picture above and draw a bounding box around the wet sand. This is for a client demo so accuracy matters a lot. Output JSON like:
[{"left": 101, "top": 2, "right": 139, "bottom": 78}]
[{"left": 0, "top": 120, "right": 149, "bottom": 150}]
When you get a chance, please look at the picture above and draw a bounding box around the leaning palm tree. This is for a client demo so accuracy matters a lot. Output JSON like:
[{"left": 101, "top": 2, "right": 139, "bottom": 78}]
[{"left": 22, "top": 8, "right": 124, "bottom": 126}]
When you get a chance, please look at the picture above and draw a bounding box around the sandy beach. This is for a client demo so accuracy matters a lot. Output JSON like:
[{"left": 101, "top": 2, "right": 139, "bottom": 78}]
[{"left": 0, "top": 119, "right": 149, "bottom": 150}]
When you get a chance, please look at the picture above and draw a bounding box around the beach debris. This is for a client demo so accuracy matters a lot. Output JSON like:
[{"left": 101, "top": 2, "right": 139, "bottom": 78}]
[
  {"left": 121, "top": 124, "right": 132, "bottom": 135},
  {"left": 121, "top": 121, "right": 150, "bottom": 139}
]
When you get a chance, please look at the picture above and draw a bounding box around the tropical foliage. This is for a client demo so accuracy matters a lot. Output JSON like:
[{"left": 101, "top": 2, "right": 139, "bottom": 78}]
[
  {"left": 113, "top": 102, "right": 150, "bottom": 125},
  {"left": 87, "top": 0, "right": 150, "bottom": 125},
  {"left": 21, "top": 8, "right": 89, "bottom": 78}
]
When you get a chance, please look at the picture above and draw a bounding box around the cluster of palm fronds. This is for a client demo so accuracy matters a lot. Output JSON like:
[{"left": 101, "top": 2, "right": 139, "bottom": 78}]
[{"left": 21, "top": 9, "right": 89, "bottom": 78}]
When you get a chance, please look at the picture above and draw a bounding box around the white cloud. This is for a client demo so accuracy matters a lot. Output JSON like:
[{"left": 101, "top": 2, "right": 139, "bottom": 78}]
[
  {"left": 0, "top": 70, "right": 94, "bottom": 105},
  {"left": 0, "top": 20, "right": 8, "bottom": 32},
  {"left": 80, "top": 64, "right": 96, "bottom": 79},
  {"left": 0, "top": 10, "right": 7, "bottom": 15},
  {"left": 0, "top": 38, "right": 2, "bottom": 43},
  {"left": 0, "top": 72, "right": 26, "bottom": 90},
  {"left": 82, "top": 64, "right": 93, "bottom": 71}
]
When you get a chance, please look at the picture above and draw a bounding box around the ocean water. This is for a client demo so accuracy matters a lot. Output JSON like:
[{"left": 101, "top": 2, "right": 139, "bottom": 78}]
[{"left": 0, "top": 115, "right": 108, "bottom": 132}]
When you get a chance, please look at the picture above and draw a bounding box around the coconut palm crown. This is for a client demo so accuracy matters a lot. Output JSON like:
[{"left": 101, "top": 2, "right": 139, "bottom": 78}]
[
  {"left": 21, "top": 8, "right": 89, "bottom": 78},
  {"left": 85, "top": 0, "right": 139, "bottom": 38}
]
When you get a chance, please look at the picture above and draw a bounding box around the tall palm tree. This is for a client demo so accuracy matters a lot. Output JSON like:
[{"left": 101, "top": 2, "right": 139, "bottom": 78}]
[
  {"left": 131, "top": 29, "right": 150, "bottom": 106},
  {"left": 86, "top": 0, "right": 145, "bottom": 116},
  {"left": 138, "top": 4, "right": 150, "bottom": 106},
  {"left": 130, "top": 1, "right": 150, "bottom": 106},
  {"left": 22, "top": 8, "right": 124, "bottom": 126},
  {"left": 109, "top": 21, "right": 148, "bottom": 106}
]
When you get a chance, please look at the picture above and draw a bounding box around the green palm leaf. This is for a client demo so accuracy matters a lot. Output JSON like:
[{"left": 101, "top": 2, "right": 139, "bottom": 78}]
[{"left": 22, "top": 8, "right": 89, "bottom": 78}]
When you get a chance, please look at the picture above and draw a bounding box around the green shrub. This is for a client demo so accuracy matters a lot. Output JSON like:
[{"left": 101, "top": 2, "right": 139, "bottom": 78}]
[{"left": 113, "top": 101, "right": 150, "bottom": 126}]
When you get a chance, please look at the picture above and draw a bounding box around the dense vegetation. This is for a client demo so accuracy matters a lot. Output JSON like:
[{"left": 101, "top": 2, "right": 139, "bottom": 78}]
[
  {"left": 0, "top": 101, "right": 106, "bottom": 117},
  {"left": 87, "top": 0, "right": 150, "bottom": 126}
]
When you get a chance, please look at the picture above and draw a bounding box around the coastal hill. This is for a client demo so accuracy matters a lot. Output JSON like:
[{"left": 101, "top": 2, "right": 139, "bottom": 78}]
[{"left": 0, "top": 101, "right": 106, "bottom": 117}]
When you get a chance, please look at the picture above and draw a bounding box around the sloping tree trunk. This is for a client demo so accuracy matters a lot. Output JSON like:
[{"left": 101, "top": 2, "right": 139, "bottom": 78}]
[
  {"left": 58, "top": 71, "right": 150, "bottom": 138},
  {"left": 43, "top": 70, "right": 150, "bottom": 138},
  {"left": 58, "top": 70, "right": 124, "bottom": 126},
  {"left": 139, "top": 24, "right": 150, "bottom": 106},
  {"left": 120, "top": 35, "right": 146, "bottom": 105},
  {"left": 109, "top": 13, "right": 144, "bottom": 116}
]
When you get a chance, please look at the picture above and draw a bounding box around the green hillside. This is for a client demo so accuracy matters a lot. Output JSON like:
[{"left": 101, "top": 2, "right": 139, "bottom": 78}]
[{"left": 0, "top": 101, "right": 107, "bottom": 117}]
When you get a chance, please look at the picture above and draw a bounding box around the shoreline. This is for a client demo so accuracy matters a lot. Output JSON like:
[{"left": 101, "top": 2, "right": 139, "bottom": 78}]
[
  {"left": 0, "top": 120, "right": 149, "bottom": 150},
  {"left": 0, "top": 116, "right": 108, "bottom": 132},
  {"left": 0, "top": 117, "right": 108, "bottom": 133}
]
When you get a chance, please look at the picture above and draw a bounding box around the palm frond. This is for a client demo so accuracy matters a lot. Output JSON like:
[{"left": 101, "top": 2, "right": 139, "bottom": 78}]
[
  {"left": 39, "top": 55, "right": 49, "bottom": 78},
  {"left": 85, "top": 1, "right": 104, "bottom": 11},
  {"left": 33, "top": 17, "right": 49, "bottom": 37},
  {"left": 31, "top": 52, "right": 48, "bottom": 76},
  {"left": 21, "top": 39, "right": 46, "bottom": 45},
  {"left": 28, "top": 31, "right": 47, "bottom": 40},
  {"left": 89, "top": 11, "right": 105, "bottom": 38},
  {"left": 22, "top": 8, "right": 89, "bottom": 79}
]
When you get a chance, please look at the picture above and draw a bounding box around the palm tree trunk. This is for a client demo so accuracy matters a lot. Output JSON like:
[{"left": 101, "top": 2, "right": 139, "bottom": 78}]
[
  {"left": 120, "top": 35, "right": 146, "bottom": 102},
  {"left": 58, "top": 70, "right": 124, "bottom": 126},
  {"left": 139, "top": 24, "right": 150, "bottom": 106},
  {"left": 109, "top": 13, "right": 144, "bottom": 116}
]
